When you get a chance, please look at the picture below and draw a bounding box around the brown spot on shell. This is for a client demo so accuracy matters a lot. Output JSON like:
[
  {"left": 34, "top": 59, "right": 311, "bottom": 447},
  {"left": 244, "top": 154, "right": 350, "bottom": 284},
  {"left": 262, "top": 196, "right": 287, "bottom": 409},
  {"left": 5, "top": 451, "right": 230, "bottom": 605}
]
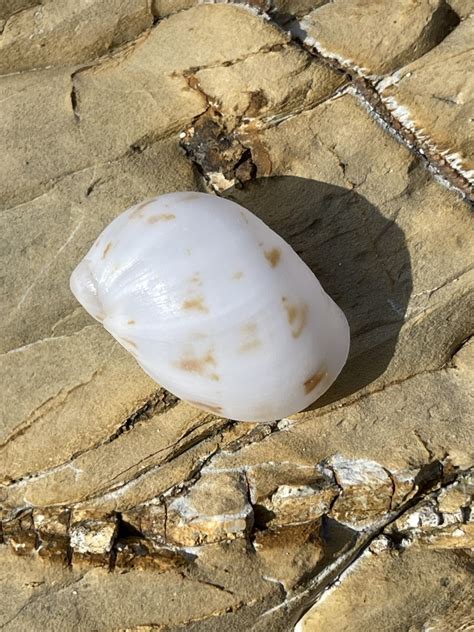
[
  {"left": 264, "top": 248, "right": 281, "bottom": 267},
  {"left": 232, "top": 271, "right": 244, "bottom": 280},
  {"left": 178, "top": 351, "right": 216, "bottom": 376},
  {"left": 282, "top": 298, "right": 308, "bottom": 338},
  {"left": 180, "top": 193, "right": 200, "bottom": 201},
  {"left": 239, "top": 323, "right": 260, "bottom": 352},
  {"left": 188, "top": 401, "right": 223, "bottom": 415},
  {"left": 127, "top": 319, "right": 135, "bottom": 325},
  {"left": 211, "top": 373, "right": 220, "bottom": 381},
  {"left": 147, "top": 213, "right": 176, "bottom": 224},
  {"left": 304, "top": 368, "right": 328, "bottom": 394},
  {"left": 241, "top": 322, "right": 257, "bottom": 334},
  {"left": 102, "top": 242, "right": 113, "bottom": 258},
  {"left": 239, "top": 339, "right": 262, "bottom": 353},
  {"left": 182, "top": 296, "right": 208, "bottom": 313},
  {"left": 189, "top": 273, "right": 202, "bottom": 285}
]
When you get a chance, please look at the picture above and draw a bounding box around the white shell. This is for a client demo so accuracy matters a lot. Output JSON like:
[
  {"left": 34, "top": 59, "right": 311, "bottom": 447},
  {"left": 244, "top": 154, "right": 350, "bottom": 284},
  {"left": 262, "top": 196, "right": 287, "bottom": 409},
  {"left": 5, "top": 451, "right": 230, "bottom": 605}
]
[{"left": 70, "top": 192, "right": 350, "bottom": 421}]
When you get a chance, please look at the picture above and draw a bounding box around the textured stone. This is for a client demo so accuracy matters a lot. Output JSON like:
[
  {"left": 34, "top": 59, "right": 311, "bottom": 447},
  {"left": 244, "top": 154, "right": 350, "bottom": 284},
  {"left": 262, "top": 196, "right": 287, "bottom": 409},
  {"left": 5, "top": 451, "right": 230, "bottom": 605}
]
[
  {"left": 1, "top": 402, "right": 220, "bottom": 513},
  {"left": 207, "top": 341, "right": 474, "bottom": 487},
  {"left": 166, "top": 472, "right": 254, "bottom": 545},
  {"left": 379, "top": 15, "right": 474, "bottom": 182},
  {"left": 1, "top": 2, "right": 473, "bottom": 630},
  {"left": 254, "top": 522, "right": 324, "bottom": 590},
  {"left": 152, "top": 0, "right": 197, "bottom": 17},
  {"left": 296, "top": 548, "right": 474, "bottom": 632},
  {"left": 194, "top": 44, "right": 345, "bottom": 125},
  {"left": 258, "top": 478, "right": 338, "bottom": 527},
  {"left": 447, "top": 0, "right": 474, "bottom": 18},
  {"left": 70, "top": 512, "right": 117, "bottom": 566},
  {"left": 0, "top": 4, "right": 287, "bottom": 210},
  {"left": 329, "top": 457, "right": 393, "bottom": 529},
  {"left": 0, "top": 326, "right": 157, "bottom": 484},
  {"left": 298, "top": 0, "right": 460, "bottom": 75},
  {"left": 0, "top": 0, "right": 153, "bottom": 74},
  {"left": 0, "top": 541, "right": 281, "bottom": 631}
]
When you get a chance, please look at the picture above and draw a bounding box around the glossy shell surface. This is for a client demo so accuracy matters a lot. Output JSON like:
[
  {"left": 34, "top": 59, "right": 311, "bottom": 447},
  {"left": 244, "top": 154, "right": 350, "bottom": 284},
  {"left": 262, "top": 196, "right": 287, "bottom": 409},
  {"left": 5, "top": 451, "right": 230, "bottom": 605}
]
[{"left": 70, "top": 192, "right": 350, "bottom": 421}]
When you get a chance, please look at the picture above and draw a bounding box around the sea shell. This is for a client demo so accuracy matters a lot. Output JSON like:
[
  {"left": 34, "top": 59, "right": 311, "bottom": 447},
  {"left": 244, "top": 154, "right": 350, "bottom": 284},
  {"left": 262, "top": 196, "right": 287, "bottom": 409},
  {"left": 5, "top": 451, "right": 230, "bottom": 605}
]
[{"left": 70, "top": 192, "right": 350, "bottom": 421}]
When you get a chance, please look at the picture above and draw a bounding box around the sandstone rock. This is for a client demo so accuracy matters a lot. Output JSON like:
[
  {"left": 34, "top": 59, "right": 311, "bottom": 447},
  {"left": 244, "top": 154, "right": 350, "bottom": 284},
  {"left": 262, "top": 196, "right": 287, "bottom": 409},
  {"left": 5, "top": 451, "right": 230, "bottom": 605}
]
[
  {"left": 0, "top": 541, "right": 280, "bottom": 631},
  {"left": 207, "top": 343, "right": 473, "bottom": 506},
  {"left": 114, "top": 539, "right": 189, "bottom": 572},
  {"left": 386, "top": 474, "right": 473, "bottom": 550},
  {"left": 379, "top": 15, "right": 474, "bottom": 183},
  {"left": 122, "top": 502, "right": 167, "bottom": 542},
  {"left": 32, "top": 508, "right": 70, "bottom": 561},
  {"left": 329, "top": 456, "right": 393, "bottom": 529},
  {"left": 254, "top": 522, "right": 324, "bottom": 590},
  {"left": 298, "top": 0, "right": 459, "bottom": 75},
  {"left": 0, "top": 4, "right": 287, "bottom": 210},
  {"left": 0, "top": 0, "right": 153, "bottom": 74},
  {"left": 258, "top": 478, "right": 338, "bottom": 527},
  {"left": 1, "top": 2, "right": 473, "bottom": 630},
  {"left": 296, "top": 547, "right": 474, "bottom": 631},
  {"left": 152, "top": 0, "right": 197, "bottom": 17},
  {"left": 194, "top": 44, "right": 345, "bottom": 126},
  {"left": 166, "top": 472, "right": 254, "bottom": 545},
  {"left": 447, "top": 0, "right": 474, "bottom": 18},
  {"left": 70, "top": 512, "right": 117, "bottom": 566},
  {"left": 272, "top": 0, "right": 329, "bottom": 20},
  {"left": 1, "top": 402, "right": 221, "bottom": 513},
  {"left": 0, "top": 326, "right": 158, "bottom": 485}
]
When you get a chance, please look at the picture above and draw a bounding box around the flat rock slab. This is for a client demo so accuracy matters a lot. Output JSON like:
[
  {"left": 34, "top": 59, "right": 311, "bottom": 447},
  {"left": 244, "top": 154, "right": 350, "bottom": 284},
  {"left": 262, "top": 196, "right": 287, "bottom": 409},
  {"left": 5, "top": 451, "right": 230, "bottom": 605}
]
[
  {"left": 298, "top": 0, "right": 460, "bottom": 76},
  {"left": 378, "top": 15, "right": 474, "bottom": 181},
  {"left": 1, "top": 2, "right": 473, "bottom": 631}
]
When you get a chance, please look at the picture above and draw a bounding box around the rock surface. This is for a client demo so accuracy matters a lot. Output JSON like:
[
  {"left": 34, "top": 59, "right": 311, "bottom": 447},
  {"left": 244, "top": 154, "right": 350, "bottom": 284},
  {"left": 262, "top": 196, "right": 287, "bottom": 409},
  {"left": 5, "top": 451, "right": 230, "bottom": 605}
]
[{"left": 0, "top": 2, "right": 473, "bottom": 631}]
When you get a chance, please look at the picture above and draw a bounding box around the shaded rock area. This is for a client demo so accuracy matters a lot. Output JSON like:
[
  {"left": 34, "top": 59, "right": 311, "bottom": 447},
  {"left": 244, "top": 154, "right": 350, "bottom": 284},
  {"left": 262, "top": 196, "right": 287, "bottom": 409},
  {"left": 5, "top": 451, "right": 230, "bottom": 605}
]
[{"left": 0, "top": 2, "right": 473, "bottom": 631}]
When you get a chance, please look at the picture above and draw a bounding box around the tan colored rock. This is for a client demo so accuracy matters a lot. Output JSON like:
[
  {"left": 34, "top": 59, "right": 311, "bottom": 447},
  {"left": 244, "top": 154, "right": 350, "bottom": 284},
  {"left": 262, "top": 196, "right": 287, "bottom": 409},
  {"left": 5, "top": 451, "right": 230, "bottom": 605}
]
[
  {"left": 1, "top": 403, "right": 221, "bottom": 513},
  {"left": 151, "top": 0, "right": 197, "bottom": 17},
  {"left": 70, "top": 512, "right": 117, "bottom": 566},
  {"left": 259, "top": 479, "right": 338, "bottom": 527},
  {"left": 296, "top": 547, "right": 474, "bottom": 632},
  {"left": 114, "top": 539, "right": 189, "bottom": 572},
  {"left": 385, "top": 475, "right": 473, "bottom": 550},
  {"left": 273, "top": 1, "right": 329, "bottom": 19},
  {"left": 0, "top": 4, "right": 287, "bottom": 209},
  {"left": 0, "top": 0, "right": 36, "bottom": 22},
  {"left": 0, "top": 0, "right": 152, "bottom": 74},
  {"left": 0, "top": 326, "right": 158, "bottom": 484},
  {"left": 438, "top": 477, "right": 473, "bottom": 514},
  {"left": 32, "top": 507, "right": 71, "bottom": 561},
  {"left": 254, "top": 522, "right": 324, "bottom": 590},
  {"left": 195, "top": 45, "right": 345, "bottom": 125},
  {"left": 329, "top": 457, "right": 393, "bottom": 529},
  {"left": 1, "top": 1, "right": 473, "bottom": 628},
  {"left": 379, "top": 16, "right": 474, "bottom": 182},
  {"left": 299, "top": 0, "right": 460, "bottom": 75},
  {"left": 166, "top": 472, "right": 254, "bottom": 545},
  {"left": 122, "top": 501, "right": 167, "bottom": 542},
  {"left": 0, "top": 540, "right": 280, "bottom": 631},
  {"left": 447, "top": 0, "right": 474, "bottom": 18}
]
